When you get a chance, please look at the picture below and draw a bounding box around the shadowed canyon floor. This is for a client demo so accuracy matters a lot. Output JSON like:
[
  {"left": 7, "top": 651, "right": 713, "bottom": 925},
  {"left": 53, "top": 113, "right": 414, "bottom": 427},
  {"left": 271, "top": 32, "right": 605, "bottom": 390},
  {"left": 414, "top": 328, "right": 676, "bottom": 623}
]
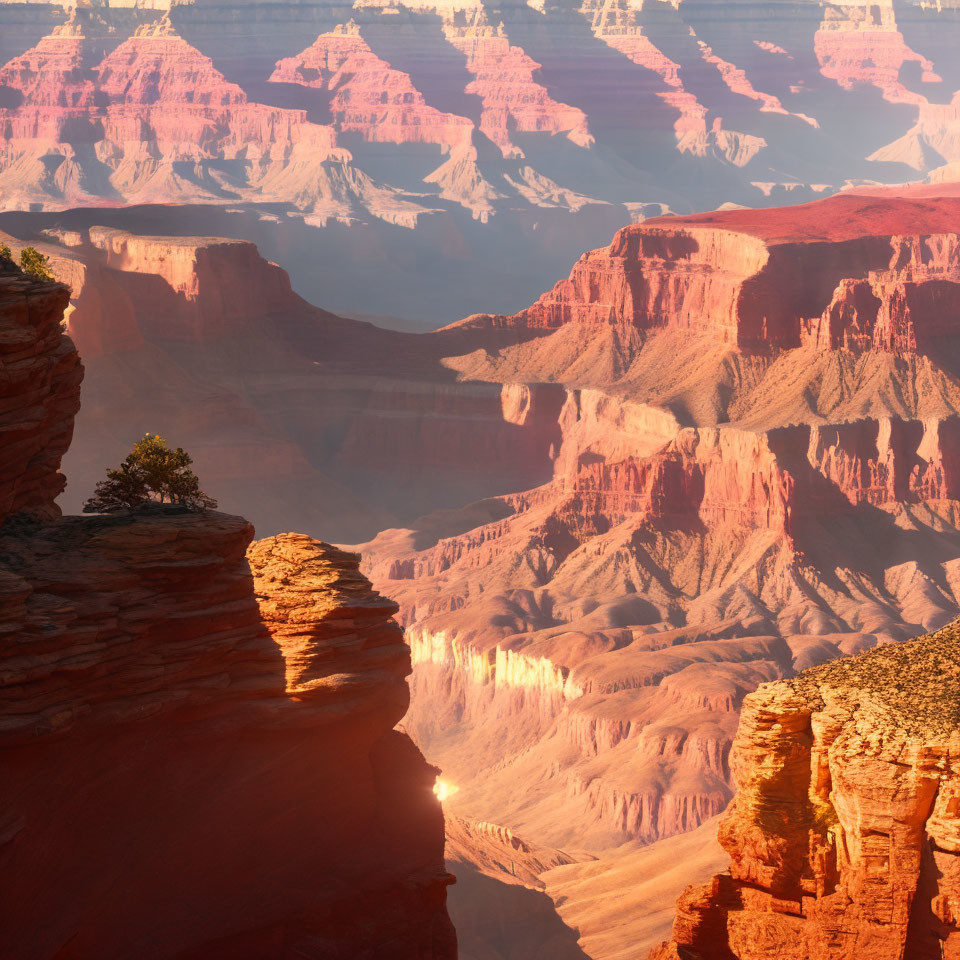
[{"left": 13, "top": 187, "right": 960, "bottom": 957}]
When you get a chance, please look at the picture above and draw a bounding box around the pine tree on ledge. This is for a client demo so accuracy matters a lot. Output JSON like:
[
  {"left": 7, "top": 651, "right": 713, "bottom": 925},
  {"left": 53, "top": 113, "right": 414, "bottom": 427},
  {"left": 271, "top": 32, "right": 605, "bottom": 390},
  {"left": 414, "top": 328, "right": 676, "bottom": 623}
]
[{"left": 83, "top": 434, "right": 217, "bottom": 514}]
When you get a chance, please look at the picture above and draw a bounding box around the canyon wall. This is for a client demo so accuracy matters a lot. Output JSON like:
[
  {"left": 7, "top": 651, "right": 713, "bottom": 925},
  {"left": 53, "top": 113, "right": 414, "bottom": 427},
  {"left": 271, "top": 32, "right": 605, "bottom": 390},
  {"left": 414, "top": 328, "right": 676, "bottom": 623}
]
[
  {"left": 0, "top": 254, "right": 455, "bottom": 957},
  {"left": 0, "top": 223, "right": 566, "bottom": 540},
  {"left": 352, "top": 193, "right": 960, "bottom": 868},
  {"left": 462, "top": 194, "right": 960, "bottom": 352},
  {"left": 650, "top": 619, "right": 960, "bottom": 960}
]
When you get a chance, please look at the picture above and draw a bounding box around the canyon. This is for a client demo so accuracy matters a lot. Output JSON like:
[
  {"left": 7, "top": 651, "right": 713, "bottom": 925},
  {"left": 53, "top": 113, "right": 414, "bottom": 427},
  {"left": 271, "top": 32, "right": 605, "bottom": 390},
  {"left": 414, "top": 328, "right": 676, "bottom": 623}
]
[
  {"left": 4, "top": 0, "right": 960, "bottom": 323},
  {"left": 3, "top": 0, "right": 960, "bottom": 955},
  {"left": 9, "top": 185, "right": 960, "bottom": 957},
  {"left": 0, "top": 232, "right": 454, "bottom": 955}
]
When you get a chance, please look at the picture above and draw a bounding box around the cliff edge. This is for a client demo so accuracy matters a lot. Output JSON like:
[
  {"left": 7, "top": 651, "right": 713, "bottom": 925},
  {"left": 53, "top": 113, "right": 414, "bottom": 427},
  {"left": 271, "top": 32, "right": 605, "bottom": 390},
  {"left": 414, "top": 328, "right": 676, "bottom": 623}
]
[
  {"left": 650, "top": 621, "right": 960, "bottom": 960},
  {"left": 0, "top": 264, "right": 456, "bottom": 956}
]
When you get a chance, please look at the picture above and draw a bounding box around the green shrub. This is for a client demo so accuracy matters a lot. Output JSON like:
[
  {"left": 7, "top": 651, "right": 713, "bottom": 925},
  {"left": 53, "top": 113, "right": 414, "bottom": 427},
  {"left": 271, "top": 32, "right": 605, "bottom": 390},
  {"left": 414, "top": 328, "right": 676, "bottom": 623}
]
[
  {"left": 83, "top": 434, "right": 217, "bottom": 513},
  {"left": 19, "top": 246, "right": 53, "bottom": 281}
]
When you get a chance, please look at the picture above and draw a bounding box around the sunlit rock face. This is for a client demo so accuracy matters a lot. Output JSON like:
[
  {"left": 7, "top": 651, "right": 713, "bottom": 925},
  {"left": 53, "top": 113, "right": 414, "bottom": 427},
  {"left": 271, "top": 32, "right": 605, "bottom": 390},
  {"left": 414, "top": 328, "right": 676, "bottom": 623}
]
[
  {"left": 346, "top": 192, "right": 960, "bottom": 870},
  {"left": 459, "top": 193, "right": 960, "bottom": 351},
  {"left": 650, "top": 620, "right": 960, "bottom": 960},
  {"left": 0, "top": 222, "right": 566, "bottom": 541},
  {"left": 0, "top": 259, "right": 455, "bottom": 959},
  {"left": 5, "top": 0, "right": 960, "bottom": 228},
  {"left": 270, "top": 21, "right": 475, "bottom": 152}
]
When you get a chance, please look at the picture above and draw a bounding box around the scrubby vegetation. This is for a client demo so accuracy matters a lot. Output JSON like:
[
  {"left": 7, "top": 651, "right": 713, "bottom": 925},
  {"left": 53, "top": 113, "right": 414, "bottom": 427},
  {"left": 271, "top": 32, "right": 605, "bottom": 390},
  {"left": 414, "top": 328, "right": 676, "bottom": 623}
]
[{"left": 83, "top": 434, "right": 217, "bottom": 513}]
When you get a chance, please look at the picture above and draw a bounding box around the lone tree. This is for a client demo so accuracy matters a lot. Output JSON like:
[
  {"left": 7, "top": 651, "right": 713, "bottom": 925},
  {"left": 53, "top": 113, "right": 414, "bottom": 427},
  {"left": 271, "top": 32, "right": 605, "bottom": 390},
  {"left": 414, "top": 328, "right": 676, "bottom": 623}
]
[
  {"left": 0, "top": 244, "right": 11, "bottom": 262},
  {"left": 19, "top": 247, "right": 53, "bottom": 281},
  {"left": 83, "top": 434, "right": 217, "bottom": 514}
]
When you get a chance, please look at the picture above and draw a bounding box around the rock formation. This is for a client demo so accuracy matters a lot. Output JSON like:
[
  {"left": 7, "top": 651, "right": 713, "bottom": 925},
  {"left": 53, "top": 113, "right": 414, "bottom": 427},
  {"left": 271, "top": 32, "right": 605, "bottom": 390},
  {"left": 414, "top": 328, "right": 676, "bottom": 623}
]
[
  {"left": 0, "top": 256, "right": 81, "bottom": 519},
  {"left": 649, "top": 619, "right": 960, "bottom": 960},
  {"left": 4, "top": 0, "right": 960, "bottom": 231},
  {"left": 0, "top": 250, "right": 455, "bottom": 957},
  {"left": 0, "top": 10, "right": 426, "bottom": 226},
  {"left": 442, "top": 7, "right": 592, "bottom": 157},
  {"left": 347, "top": 192, "right": 960, "bottom": 878},
  {"left": 271, "top": 21, "right": 474, "bottom": 153},
  {"left": 459, "top": 193, "right": 960, "bottom": 352}
]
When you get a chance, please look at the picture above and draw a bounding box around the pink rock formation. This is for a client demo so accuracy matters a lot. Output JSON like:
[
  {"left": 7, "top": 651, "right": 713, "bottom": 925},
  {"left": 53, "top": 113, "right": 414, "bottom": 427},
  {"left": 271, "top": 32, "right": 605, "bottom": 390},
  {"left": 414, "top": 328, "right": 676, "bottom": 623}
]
[
  {"left": 443, "top": 9, "right": 592, "bottom": 156},
  {"left": 271, "top": 21, "right": 474, "bottom": 152},
  {"left": 86, "top": 227, "right": 300, "bottom": 341},
  {"left": 460, "top": 194, "right": 960, "bottom": 352},
  {"left": 814, "top": 1, "right": 940, "bottom": 107},
  {"left": 650, "top": 620, "right": 960, "bottom": 960},
  {"left": 697, "top": 40, "right": 816, "bottom": 127},
  {"left": 576, "top": 0, "right": 765, "bottom": 165},
  {"left": 0, "top": 249, "right": 455, "bottom": 959}
]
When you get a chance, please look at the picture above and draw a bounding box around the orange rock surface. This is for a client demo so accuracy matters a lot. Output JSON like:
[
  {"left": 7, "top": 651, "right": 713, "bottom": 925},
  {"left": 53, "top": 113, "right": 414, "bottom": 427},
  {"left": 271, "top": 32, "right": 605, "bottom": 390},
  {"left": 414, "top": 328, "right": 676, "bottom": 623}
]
[{"left": 650, "top": 620, "right": 960, "bottom": 960}]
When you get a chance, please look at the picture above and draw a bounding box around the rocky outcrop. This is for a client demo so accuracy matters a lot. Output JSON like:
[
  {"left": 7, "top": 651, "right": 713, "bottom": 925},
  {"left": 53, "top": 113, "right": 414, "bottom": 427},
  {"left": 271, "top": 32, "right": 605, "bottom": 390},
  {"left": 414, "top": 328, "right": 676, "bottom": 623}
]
[
  {"left": 0, "top": 257, "right": 455, "bottom": 957},
  {"left": 649, "top": 619, "right": 960, "bottom": 960},
  {"left": 460, "top": 194, "right": 960, "bottom": 352},
  {"left": 271, "top": 21, "right": 475, "bottom": 153},
  {"left": 0, "top": 263, "right": 80, "bottom": 520},
  {"left": 814, "top": 1, "right": 939, "bottom": 107}
]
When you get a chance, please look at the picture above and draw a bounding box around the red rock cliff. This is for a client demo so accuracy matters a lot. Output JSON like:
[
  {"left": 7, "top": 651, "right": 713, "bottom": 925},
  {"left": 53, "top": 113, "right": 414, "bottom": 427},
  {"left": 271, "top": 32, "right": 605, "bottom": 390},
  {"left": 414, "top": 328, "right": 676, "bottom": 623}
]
[
  {"left": 0, "top": 259, "right": 80, "bottom": 519},
  {"left": 649, "top": 620, "right": 960, "bottom": 960},
  {"left": 0, "top": 263, "right": 456, "bottom": 957},
  {"left": 464, "top": 195, "right": 960, "bottom": 352}
]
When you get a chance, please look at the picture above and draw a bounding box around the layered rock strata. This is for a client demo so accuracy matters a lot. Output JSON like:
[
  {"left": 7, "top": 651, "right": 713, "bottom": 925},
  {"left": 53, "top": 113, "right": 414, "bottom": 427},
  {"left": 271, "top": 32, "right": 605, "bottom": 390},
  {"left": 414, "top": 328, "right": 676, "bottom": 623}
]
[
  {"left": 351, "top": 193, "right": 960, "bottom": 861},
  {"left": 0, "top": 261, "right": 455, "bottom": 957},
  {"left": 650, "top": 619, "right": 960, "bottom": 960},
  {"left": 270, "top": 21, "right": 474, "bottom": 153},
  {"left": 461, "top": 194, "right": 960, "bottom": 351},
  {"left": 0, "top": 11, "right": 425, "bottom": 225}
]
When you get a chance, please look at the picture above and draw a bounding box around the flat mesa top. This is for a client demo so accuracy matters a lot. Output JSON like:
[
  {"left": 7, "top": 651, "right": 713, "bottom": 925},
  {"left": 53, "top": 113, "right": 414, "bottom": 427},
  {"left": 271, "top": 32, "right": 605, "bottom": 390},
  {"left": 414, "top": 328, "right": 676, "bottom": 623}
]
[{"left": 643, "top": 193, "right": 960, "bottom": 244}]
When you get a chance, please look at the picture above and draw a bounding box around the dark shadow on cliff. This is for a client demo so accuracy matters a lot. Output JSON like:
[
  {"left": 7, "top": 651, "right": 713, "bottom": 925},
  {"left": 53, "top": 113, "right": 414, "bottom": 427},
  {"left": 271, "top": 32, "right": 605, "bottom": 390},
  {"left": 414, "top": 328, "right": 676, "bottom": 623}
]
[{"left": 447, "top": 862, "right": 590, "bottom": 960}]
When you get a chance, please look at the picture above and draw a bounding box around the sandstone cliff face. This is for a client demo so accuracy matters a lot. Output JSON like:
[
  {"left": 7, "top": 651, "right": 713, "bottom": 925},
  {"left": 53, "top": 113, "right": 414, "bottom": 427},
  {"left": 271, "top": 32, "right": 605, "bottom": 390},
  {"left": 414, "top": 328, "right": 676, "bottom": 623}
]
[
  {"left": 0, "top": 260, "right": 455, "bottom": 957},
  {"left": 650, "top": 620, "right": 960, "bottom": 960},
  {"left": 0, "top": 263, "right": 80, "bottom": 520},
  {"left": 464, "top": 194, "right": 960, "bottom": 352}
]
